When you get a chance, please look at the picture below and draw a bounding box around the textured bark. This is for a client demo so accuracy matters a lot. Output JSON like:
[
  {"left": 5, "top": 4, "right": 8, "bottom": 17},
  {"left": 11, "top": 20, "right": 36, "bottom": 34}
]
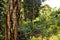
[
  {"left": 13, "top": 0, "right": 20, "bottom": 40},
  {"left": 7, "top": 0, "right": 13, "bottom": 40},
  {"left": 5, "top": 0, "right": 20, "bottom": 40},
  {"left": 7, "top": 13, "right": 11, "bottom": 40}
]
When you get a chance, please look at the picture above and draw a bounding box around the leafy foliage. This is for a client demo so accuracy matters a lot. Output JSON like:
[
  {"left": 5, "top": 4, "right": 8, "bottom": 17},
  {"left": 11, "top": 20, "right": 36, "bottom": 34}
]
[
  {"left": 0, "top": 0, "right": 60, "bottom": 40},
  {"left": 23, "top": 0, "right": 45, "bottom": 21},
  {"left": 0, "top": 0, "right": 7, "bottom": 40}
]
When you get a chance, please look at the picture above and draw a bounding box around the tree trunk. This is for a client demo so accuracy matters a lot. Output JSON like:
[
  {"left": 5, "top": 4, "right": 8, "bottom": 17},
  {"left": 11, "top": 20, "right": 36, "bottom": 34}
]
[
  {"left": 12, "top": 0, "right": 20, "bottom": 40},
  {"left": 5, "top": 0, "right": 20, "bottom": 40},
  {"left": 7, "top": 8, "right": 11, "bottom": 40}
]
